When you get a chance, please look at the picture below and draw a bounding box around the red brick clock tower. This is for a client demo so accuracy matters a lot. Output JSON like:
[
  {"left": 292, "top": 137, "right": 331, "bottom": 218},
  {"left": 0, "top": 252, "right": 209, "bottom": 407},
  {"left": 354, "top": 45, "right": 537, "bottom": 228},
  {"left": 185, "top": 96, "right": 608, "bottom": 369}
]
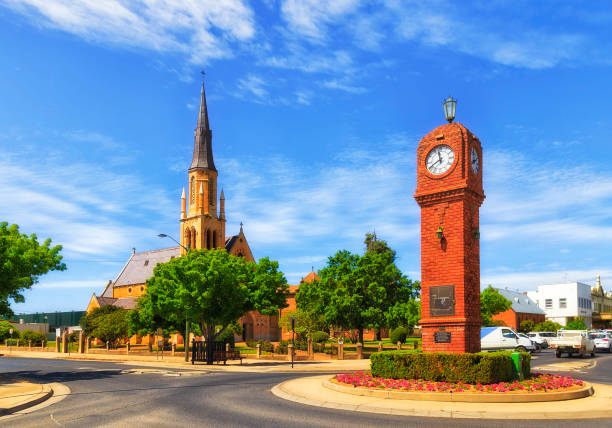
[{"left": 414, "top": 112, "right": 485, "bottom": 353}]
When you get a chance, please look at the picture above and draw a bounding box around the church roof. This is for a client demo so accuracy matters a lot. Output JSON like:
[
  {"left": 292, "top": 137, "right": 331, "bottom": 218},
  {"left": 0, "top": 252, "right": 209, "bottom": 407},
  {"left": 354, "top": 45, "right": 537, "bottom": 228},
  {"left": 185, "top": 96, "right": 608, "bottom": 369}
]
[
  {"left": 189, "top": 81, "right": 216, "bottom": 171},
  {"left": 494, "top": 288, "right": 545, "bottom": 315},
  {"left": 106, "top": 247, "right": 181, "bottom": 293},
  {"left": 301, "top": 271, "right": 320, "bottom": 283}
]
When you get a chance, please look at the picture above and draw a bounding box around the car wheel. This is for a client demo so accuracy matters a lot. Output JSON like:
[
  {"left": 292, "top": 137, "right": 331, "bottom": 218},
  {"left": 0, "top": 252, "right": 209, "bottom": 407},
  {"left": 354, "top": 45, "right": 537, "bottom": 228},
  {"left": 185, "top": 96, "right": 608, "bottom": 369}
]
[
  {"left": 609, "top": 345, "right": 612, "bottom": 353},
  {"left": 515, "top": 346, "right": 527, "bottom": 353}
]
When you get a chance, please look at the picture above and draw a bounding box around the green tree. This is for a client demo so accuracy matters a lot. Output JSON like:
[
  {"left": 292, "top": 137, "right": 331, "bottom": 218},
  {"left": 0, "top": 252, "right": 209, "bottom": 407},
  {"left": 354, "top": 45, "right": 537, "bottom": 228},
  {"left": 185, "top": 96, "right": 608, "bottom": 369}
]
[
  {"left": 21, "top": 329, "right": 46, "bottom": 345},
  {"left": 0, "top": 222, "right": 66, "bottom": 317},
  {"left": 297, "top": 235, "right": 419, "bottom": 343},
  {"left": 0, "top": 320, "right": 19, "bottom": 341},
  {"left": 279, "top": 308, "right": 326, "bottom": 339},
  {"left": 519, "top": 319, "right": 536, "bottom": 333},
  {"left": 134, "top": 249, "right": 288, "bottom": 358},
  {"left": 80, "top": 306, "right": 128, "bottom": 347},
  {"left": 480, "top": 286, "right": 512, "bottom": 326},
  {"left": 565, "top": 318, "right": 588, "bottom": 330},
  {"left": 533, "top": 320, "right": 562, "bottom": 332}
]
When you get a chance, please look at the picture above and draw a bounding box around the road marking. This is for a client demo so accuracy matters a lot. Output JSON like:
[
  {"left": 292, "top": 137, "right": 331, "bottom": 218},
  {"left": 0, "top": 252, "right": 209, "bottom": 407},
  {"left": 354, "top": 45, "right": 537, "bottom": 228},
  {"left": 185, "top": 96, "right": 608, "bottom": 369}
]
[{"left": 50, "top": 413, "right": 63, "bottom": 426}]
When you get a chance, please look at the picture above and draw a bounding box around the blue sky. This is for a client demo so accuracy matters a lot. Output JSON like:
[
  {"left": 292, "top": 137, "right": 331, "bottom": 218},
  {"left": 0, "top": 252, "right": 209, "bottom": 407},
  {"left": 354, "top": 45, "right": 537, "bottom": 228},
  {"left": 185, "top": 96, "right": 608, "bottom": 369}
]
[{"left": 1, "top": 1, "right": 612, "bottom": 314}]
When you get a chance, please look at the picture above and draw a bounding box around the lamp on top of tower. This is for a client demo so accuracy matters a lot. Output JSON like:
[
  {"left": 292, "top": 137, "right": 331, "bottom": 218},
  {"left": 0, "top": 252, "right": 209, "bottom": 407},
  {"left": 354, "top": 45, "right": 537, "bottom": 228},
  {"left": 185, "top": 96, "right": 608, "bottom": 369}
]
[{"left": 443, "top": 95, "right": 456, "bottom": 123}]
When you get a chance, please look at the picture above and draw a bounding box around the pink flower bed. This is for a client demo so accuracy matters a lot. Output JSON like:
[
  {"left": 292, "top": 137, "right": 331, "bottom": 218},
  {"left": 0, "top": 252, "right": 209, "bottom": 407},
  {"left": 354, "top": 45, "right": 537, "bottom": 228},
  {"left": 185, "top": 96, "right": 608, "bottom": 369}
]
[{"left": 335, "top": 371, "right": 583, "bottom": 393}]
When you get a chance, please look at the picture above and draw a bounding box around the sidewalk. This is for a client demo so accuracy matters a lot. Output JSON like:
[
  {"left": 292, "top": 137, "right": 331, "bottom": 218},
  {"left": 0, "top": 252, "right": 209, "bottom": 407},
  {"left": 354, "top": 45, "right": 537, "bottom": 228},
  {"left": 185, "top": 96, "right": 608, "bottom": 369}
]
[
  {"left": 1, "top": 350, "right": 371, "bottom": 372},
  {"left": 0, "top": 377, "right": 53, "bottom": 416},
  {"left": 272, "top": 375, "right": 612, "bottom": 419}
]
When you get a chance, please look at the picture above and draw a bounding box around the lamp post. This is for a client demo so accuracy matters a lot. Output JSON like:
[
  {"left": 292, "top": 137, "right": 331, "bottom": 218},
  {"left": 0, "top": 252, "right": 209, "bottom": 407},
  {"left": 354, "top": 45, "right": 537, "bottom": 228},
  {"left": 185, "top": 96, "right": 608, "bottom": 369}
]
[
  {"left": 443, "top": 96, "right": 457, "bottom": 123},
  {"left": 158, "top": 233, "right": 191, "bottom": 361}
]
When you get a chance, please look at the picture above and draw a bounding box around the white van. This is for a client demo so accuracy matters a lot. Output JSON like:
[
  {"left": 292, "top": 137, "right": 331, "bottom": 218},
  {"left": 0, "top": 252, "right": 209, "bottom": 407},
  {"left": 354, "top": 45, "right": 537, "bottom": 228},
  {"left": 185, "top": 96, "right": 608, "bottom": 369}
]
[{"left": 481, "top": 327, "right": 535, "bottom": 352}]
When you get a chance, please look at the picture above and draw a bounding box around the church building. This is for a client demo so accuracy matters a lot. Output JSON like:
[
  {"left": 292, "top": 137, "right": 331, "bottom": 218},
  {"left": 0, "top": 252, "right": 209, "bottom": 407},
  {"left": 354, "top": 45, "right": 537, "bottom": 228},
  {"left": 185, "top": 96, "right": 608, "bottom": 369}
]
[{"left": 86, "top": 80, "right": 282, "bottom": 341}]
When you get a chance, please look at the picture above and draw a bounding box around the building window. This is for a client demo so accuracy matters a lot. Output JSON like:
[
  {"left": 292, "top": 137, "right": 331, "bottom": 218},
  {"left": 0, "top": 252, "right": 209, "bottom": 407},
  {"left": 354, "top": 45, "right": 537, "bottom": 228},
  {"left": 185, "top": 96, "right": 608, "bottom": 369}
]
[
  {"left": 128, "top": 287, "right": 132, "bottom": 294},
  {"left": 559, "top": 298, "right": 567, "bottom": 309},
  {"left": 545, "top": 299, "right": 552, "bottom": 309}
]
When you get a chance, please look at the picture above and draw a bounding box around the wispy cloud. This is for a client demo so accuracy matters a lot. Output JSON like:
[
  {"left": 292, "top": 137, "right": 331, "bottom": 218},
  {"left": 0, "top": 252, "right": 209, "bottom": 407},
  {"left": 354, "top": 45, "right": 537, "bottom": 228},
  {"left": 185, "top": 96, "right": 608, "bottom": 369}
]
[
  {"left": 235, "top": 74, "right": 269, "bottom": 101},
  {"left": 2, "top": 0, "right": 255, "bottom": 64},
  {"left": 321, "top": 79, "right": 367, "bottom": 94}
]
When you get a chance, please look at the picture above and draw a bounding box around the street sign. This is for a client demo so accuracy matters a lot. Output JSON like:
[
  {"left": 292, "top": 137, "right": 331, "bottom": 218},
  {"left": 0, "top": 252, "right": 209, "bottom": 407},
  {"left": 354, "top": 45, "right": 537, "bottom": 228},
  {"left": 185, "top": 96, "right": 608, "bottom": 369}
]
[{"left": 9, "top": 328, "right": 13, "bottom": 335}]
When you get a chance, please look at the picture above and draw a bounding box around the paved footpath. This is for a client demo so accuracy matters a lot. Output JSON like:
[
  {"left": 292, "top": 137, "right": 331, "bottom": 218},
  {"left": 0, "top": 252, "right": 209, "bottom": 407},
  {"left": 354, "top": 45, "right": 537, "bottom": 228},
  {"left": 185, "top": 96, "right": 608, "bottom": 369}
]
[{"left": 0, "top": 377, "right": 53, "bottom": 416}]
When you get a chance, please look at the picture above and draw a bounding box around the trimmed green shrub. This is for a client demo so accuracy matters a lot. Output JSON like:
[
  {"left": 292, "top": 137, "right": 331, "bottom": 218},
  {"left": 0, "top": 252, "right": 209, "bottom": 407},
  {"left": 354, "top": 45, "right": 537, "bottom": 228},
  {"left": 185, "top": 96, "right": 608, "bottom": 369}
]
[
  {"left": 216, "top": 328, "right": 236, "bottom": 346},
  {"left": 0, "top": 321, "right": 19, "bottom": 341},
  {"left": 245, "top": 339, "right": 257, "bottom": 348},
  {"left": 311, "top": 331, "right": 329, "bottom": 343},
  {"left": 389, "top": 326, "right": 408, "bottom": 344},
  {"left": 21, "top": 329, "right": 46, "bottom": 345},
  {"left": 370, "top": 350, "right": 530, "bottom": 384},
  {"left": 275, "top": 340, "right": 288, "bottom": 354}
]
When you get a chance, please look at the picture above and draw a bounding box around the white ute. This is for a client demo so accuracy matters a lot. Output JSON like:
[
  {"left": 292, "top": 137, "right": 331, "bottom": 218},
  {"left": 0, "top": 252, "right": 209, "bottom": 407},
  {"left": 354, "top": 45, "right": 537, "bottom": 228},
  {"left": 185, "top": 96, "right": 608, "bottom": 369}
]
[{"left": 549, "top": 330, "right": 596, "bottom": 358}]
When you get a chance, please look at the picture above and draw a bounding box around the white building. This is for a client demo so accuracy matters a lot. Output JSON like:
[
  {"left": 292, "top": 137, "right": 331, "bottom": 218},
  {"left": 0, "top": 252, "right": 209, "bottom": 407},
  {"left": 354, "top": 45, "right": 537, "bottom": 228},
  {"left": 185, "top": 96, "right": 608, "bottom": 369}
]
[{"left": 527, "top": 282, "right": 592, "bottom": 328}]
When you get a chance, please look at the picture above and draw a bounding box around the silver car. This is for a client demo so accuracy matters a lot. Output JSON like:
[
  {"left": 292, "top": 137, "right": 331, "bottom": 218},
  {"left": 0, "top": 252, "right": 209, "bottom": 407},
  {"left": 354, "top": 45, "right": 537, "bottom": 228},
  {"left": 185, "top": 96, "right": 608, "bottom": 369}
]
[{"left": 590, "top": 332, "right": 612, "bottom": 352}]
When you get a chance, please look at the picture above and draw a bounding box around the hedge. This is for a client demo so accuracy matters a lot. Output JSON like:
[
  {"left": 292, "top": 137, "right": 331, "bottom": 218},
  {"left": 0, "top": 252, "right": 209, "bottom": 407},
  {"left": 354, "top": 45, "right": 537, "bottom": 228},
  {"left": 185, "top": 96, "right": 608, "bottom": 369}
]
[
  {"left": 389, "top": 327, "right": 407, "bottom": 344},
  {"left": 370, "top": 350, "right": 530, "bottom": 384}
]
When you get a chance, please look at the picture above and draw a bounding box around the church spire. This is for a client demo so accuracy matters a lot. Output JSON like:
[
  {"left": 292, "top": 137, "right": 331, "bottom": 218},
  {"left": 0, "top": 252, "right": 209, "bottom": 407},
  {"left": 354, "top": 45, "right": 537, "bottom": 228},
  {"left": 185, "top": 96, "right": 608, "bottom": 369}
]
[{"left": 189, "top": 72, "right": 216, "bottom": 172}]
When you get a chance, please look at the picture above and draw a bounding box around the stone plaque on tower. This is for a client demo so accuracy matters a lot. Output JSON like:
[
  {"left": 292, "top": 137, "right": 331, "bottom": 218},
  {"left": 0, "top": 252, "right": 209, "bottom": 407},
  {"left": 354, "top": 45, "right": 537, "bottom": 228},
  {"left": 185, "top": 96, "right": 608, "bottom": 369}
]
[{"left": 414, "top": 112, "right": 485, "bottom": 353}]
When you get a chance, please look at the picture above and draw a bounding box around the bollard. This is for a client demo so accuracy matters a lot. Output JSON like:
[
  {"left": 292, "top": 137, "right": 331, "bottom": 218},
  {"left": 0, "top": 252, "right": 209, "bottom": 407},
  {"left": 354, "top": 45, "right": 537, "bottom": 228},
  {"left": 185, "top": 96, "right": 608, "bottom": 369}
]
[
  {"left": 338, "top": 343, "right": 344, "bottom": 360},
  {"left": 127, "top": 342, "right": 131, "bottom": 355},
  {"left": 78, "top": 331, "right": 85, "bottom": 354},
  {"left": 171, "top": 343, "right": 175, "bottom": 356},
  {"left": 106, "top": 341, "right": 109, "bottom": 352},
  {"left": 42, "top": 339, "right": 46, "bottom": 352},
  {"left": 29, "top": 340, "right": 32, "bottom": 351},
  {"left": 397, "top": 341, "right": 401, "bottom": 350},
  {"left": 307, "top": 337, "right": 313, "bottom": 358},
  {"left": 287, "top": 344, "right": 294, "bottom": 362},
  {"left": 378, "top": 341, "right": 383, "bottom": 352},
  {"left": 85, "top": 336, "right": 90, "bottom": 354},
  {"left": 61, "top": 331, "right": 68, "bottom": 353},
  {"left": 356, "top": 343, "right": 363, "bottom": 359},
  {"left": 256, "top": 343, "right": 261, "bottom": 359},
  {"left": 56, "top": 339, "right": 61, "bottom": 353}
]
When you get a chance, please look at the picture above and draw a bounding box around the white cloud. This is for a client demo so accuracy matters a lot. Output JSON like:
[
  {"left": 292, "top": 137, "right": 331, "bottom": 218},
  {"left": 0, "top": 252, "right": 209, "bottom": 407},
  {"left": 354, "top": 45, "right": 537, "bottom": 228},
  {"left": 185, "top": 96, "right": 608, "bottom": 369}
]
[
  {"left": 236, "top": 74, "right": 269, "bottom": 101},
  {"left": 280, "top": 0, "right": 360, "bottom": 42},
  {"left": 2, "top": 0, "right": 255, "bottom": 64},
  {"left": 321, "top": 79, "right": 366, "bottom": 94},
  {"left": 482, "top": 269, "right": 612, "bottom": 292}
]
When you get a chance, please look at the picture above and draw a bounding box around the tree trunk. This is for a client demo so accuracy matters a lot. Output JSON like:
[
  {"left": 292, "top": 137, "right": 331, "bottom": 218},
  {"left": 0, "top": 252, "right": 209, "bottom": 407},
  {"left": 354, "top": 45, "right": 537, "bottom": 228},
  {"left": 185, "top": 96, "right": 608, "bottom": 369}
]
[{"left": 358, "top": 327, "right": 364, "bottom": 344}]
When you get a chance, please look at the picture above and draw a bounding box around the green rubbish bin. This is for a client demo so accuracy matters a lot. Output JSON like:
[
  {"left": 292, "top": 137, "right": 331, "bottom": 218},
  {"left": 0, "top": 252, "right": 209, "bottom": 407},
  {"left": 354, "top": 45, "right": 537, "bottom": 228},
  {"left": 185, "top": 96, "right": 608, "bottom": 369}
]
[{"left": 511, "top": 352, "right": 524, "bottom": 381}]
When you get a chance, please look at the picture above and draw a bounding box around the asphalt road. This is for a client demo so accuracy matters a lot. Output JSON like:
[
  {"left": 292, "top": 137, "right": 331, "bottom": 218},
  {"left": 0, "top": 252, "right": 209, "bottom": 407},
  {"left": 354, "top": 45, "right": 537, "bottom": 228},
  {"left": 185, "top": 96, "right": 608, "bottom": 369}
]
[{"left": 1, "top": 353, "right": 611, "bottom": 428}]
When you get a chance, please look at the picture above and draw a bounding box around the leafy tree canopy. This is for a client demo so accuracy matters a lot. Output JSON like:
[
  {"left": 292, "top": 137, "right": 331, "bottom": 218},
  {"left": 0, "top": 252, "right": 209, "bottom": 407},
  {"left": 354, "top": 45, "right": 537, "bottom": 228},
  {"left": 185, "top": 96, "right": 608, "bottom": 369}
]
[
  {"left": 279, "top": 308, "right": 326, "bottom": 339},
  {"left": 0, "top": 222, "right": 66, "bottom": 317},
  {"left": 132, "top": 249, "right": 288, "bottom": 345},
  {"left": 80, "top": 305, "right": 128, "bottom": 347},
  {"left": 533, "top": 320, "right": 562, "bottom": 332},
  {"left": 519, "top": 319, "right": 536, "bottom": 333},
  {"left": 480, "top": 286, "right": 512, "bottom": 326},
  {"left": 297, "top": 234, "right": 419, "bottom": 343},
  {"left": 0, "top": 320, "right": 19, "bottom": 341},
  {"left": 565, "top": 318, "right": 588, "bottom": 330}
]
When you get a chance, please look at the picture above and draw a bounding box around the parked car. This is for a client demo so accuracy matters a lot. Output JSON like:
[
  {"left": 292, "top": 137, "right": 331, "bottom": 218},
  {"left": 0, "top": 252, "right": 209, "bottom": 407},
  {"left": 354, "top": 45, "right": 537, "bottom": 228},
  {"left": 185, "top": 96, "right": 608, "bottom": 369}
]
[
  {"left": 527, "top": 331, "right": 556, "bottom": 348},
  {"left": 590, "top": 332, "right": 612, "bottom": 353},
  {"left": 518, "top": 333, "right": 541, "bottom": 352},
  {"left": 549, "top": 330, "right": 596, "bottom": 358},
  {"left": 481, "top": 327, "right": 535, "bottom": 352}
]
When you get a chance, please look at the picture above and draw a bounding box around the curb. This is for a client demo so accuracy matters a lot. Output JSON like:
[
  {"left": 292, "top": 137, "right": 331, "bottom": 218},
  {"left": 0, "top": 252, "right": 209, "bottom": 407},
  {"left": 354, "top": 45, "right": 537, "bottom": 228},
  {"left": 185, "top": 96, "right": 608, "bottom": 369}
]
[
  {"left": 271, "top": 375, "right": 612, "bottom": 419},
  {"left": 323, "top": 377, "right": 594, "bottom": 402},
  {"left": 0, "top": 384, "right": 53, "bottom": 416}
]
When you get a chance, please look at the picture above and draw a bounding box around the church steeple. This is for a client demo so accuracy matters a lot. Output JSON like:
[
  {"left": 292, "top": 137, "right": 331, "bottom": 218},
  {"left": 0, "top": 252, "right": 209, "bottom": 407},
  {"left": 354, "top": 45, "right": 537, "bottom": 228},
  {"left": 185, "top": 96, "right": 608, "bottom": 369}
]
[{"left": 189, "top": 76, "right": 216, "bottom": 172}]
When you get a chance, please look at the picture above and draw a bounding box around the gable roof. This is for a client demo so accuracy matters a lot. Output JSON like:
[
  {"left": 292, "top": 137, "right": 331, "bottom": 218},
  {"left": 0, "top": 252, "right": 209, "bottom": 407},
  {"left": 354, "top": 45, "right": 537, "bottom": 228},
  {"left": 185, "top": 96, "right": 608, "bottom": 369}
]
[
  {"left": 111, "top": 247, "right": 180, "bottom": 290},
  {"left": 495, "top": 288, "right": 545, "bottom": 315}
]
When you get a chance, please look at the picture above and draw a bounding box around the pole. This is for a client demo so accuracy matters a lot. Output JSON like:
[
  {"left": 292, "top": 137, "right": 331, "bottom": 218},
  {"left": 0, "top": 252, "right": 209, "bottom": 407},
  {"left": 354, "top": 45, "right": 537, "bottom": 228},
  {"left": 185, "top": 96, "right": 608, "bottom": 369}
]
[
  {"left": 156, "top": 331, "right": 158, "bottom": 360},
  {"left": 291, "top": 321, "right": 295, "bottom": 369},
  {"left": 185, "top": 320, "right": 190, "bottom": 362}
]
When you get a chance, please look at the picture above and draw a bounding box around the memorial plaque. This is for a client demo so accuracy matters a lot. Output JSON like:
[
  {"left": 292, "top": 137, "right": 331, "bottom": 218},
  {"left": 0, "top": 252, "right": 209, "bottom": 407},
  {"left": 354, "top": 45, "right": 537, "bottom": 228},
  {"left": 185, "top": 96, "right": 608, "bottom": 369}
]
[
  {"left": 434, "top": 331, "right": 451, "bottom": 343},
  {"left": 429, "top": 285, "right": 455, "bottom": 317}
]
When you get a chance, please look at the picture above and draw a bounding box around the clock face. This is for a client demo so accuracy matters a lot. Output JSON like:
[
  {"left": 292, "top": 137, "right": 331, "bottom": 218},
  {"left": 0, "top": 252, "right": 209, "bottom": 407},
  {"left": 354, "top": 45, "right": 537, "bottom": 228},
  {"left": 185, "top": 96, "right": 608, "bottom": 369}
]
[
  {"left": 426, "top": 145, "right": 455, "bottom": 175},
  {"left": 470, "top": 147, "right": 479, "bottom": 175}
]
